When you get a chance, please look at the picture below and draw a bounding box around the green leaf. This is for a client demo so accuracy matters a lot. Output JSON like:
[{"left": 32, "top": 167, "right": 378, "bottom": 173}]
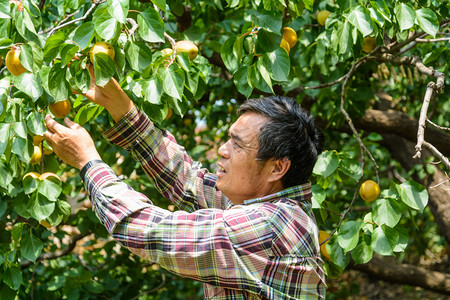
[
  {"left": 13, "top": 73, "right": 43, "bottom": 101},
  {"left": 48, "top": 62, "right": 70, "bottom": 101},
  {"left": 60, "top": 44, "right": 79, "bottom": 66},
  {"left": 70, "top": 68, "right": 91, "bottom": 94},
  {"left": 311, "top": 184, "right": 326, "bottom": 208},
  {"left": 338, "top": 21, "right": 352, "bottom": 55},
  {"left": 142, "top": 77, "right": 163, "bottom": 104},
  {"left": 330, "top": 242, "right": 350, "bottom": 269},
  {"left": 93, "top": 4, "right": 120, "bottom": 40},
  {"left": 394, "top": 3, "right": 415, "bottom": 32},
  {"left": 253, "top": 10, "right": 282, "bottom": 33},
  {"left": 368, "top": 7, "right": 385, "bottom": 27},
  {"left": 233, "top": 35, "right": 244, "bottom": 62},
  {"left": 372, "top": 198, "right": 402, "bottom": 228},
  {"left": 74, "top": 103, "right": 104, "bottom": 126},
  {"left": 0, "top": 198, "right": 6, "bottom": 218},
  {"left": 301, "top": 0, "right": 313, "bottom": 10},
  {"left": 256, "top": 58, "right": 273, "bottom": 93},
  {"left": 21, "top": 230, "right": 43, "bottom": 263},
  {"left": 161, "top": 67, "right": 185, "bottom": 100},
  {"left": 27, "top": 112, "right": 47, "bottom": 135},
  {"left": 416, "top": 8, "right": 438, "bottom": 37},
  {"left": 28, "top": 193, "right": 55, "bottom": 221},
  {"left": 337, "top": 221, "right": 362, "bottom": 252},
  {"left": 313, "top": 151, "right": 339, "bottom": 178},
  {"left": 393, "top": 227, "right": 408, "bottom": 252},
  {"left": 70, "top": 22, "right": 95, "bottom": 50},
  {"left": 371, "top": 225, "right": 398, "bottom": 256},
  {"left": 13, "top": 121, "right": 27, "bottom": 139},
  {"left": 107, "top": 0, "right": 129, "bottom": 23},
  {"left": 93, "top": 53, "right": 116, "bottom": 87},
  {"left": 152, "top": 0, "right": 166, "bottom": 11},
  {"left": 57, "top": 200, "right": 72, "bottom": 219},
  {"left": 397, "top": 180, "right": 428, "bottom": 211},
  {"left": 11, "top": 223, "right": 24, "bottom": 246},
  {"left": 3, "top": 264, "right": 22, "bottom": 290},
  {"left": 370, "top": 0, "right": 391, "bottom": 21},
  {"left": 347, "top": 6, "right": 374, "bottom": 37},
  {"left": 12, "top": 136, "right": 33, "bottom": 163},
  {"left": 185, "top": 71, "right": 199, "bottom": 95},
  {"left": 263, "top": 48, "right": 290, "bottom": 82},
  {"left": 339, "top": 157, "right": 362, "bottom": 181},
  {"left": 255, "top": 28, "right": 282, "bottom": 53},
  {"left": 137, "top": 7, "right": 165, "bottom": 43},
  {"left": 38, "top": 179, "right": 62, "bottom": 201},
  {"left": 12, "top": 4, "right": 39, "bottom": 44},
  {"left": 125, "top": 41, "right": 152, "bottom": 73},
  {"left": 247, "top": 63, "right": 273, "bottom": 94},
  {"left": 221, "top": 37, "right": 238, "bottom": 74},
  {"left": 0, "top": 1, "right": 10, "bottom": 19},
  {"left": 176, "top": 52, "right": 191, "bottom": 72},
  {"left": 23, "top": 177, "right": 38, "bottom": 195},
  {"left": 233, "top": 66, "right": 252, "bottom": 98},
  {"left": 19, "top": 43, "right": 34, "bottom": 72},
  {"left": 43, "top": 31, "right": 67, "bottom": 62},
  {"left": 351, "top": 240, "right": 373, "bottom": 264},
  {"left": 0, "top": 123, "right": 11, "bottom": 156}
]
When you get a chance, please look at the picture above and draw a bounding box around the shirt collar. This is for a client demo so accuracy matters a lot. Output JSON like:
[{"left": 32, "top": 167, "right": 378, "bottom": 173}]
[{"left": 243, "top": 182, "right": 312, "bottom": 205}]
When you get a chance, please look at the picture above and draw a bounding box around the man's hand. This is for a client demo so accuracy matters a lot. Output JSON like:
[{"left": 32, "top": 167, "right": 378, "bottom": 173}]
[
  {"left": 83, "top": 65, "right": 135, "bottom": 122},
  {"left": 44, "top": 115, "right": 101, "bottom": 170}
]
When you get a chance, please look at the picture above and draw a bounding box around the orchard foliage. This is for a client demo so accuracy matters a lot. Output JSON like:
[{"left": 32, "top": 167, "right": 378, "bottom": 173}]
[{"left": 0, "top": 0, "right": 449, "bottom": 298}]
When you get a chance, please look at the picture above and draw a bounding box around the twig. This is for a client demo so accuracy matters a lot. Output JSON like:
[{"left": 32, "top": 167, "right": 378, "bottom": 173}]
[
  {"left": 126, "top": 18, "right": 139, "bottom": 39},
  {"left": 339, "top": 58, "right": 380, "bottom": 182},
  {"left": 422, "top": 141, "right": 450, "bottom": 169},
  {"left": 47, "top": 1, "right": 105, "bottom": 37},
  {"left": 427, "top": 119, "right": 450, "bottom": 131},
  {"left": 43, "top": 10, "right": 80, "bottom": 34},
  {"left": 164, "top": 32, "right": 177, "bottom": 67},
  {"left": 38, "top": 0, "right": 45, "bottom": 11},
  {"left": 416, "top": 37, "right": 450, "bottom": 43}
]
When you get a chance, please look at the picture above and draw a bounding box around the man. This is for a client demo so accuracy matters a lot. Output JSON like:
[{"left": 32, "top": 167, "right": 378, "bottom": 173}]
[{"left": 44, "top": 72, "right": 326, "bottom": 299}]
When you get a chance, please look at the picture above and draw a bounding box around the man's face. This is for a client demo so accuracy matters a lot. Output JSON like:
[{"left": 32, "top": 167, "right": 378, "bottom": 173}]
[{"left": 216, "top": 112, "right": 276, "bottom": 205}]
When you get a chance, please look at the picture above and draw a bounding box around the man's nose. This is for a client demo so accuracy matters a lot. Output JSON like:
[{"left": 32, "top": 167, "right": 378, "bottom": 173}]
[{"left": 218, "top": 141, "right": 230, "bottom": 158}]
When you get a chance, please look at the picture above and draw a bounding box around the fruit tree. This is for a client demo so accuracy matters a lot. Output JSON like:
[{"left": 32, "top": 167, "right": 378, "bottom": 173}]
[{"left": 0, "top": 0, "right": 449, "bottom": 299}]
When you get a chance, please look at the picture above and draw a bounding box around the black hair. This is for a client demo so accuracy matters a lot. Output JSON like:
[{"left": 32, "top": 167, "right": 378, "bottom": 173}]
[{"left": 237, "top": 96, "right": 324, "bottom": 188}]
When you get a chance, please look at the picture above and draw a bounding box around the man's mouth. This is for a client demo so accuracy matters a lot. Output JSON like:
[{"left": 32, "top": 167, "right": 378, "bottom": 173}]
[{"left": 217, "top": 163, "right": 227, "bottom": 175}]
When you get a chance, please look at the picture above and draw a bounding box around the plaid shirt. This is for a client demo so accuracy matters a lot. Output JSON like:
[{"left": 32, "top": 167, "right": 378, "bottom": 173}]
[{"left": 83, "top": 107, "right": 326, "bottom": 299}]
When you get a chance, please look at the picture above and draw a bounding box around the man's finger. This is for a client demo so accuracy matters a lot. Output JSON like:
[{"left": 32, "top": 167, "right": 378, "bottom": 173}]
[
  {"left": 45, "top": 114, "right": 67, "bottom": 133},
  {"left": 43, "top": 131, "right": 54, "bottom": 145},
  {"left": 64, "top": 117, "right": 80, "bottom": 129}
]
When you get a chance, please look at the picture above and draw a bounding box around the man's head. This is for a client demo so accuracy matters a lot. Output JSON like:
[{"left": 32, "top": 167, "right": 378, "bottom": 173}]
[{"left": 216, "top": 96, "right": 324, "bottom": 204}]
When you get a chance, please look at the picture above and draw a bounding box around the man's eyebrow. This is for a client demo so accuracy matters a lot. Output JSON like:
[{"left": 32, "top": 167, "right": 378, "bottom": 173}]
[{"left": 228, "top": 129, "right": 244, "bottom": 144}]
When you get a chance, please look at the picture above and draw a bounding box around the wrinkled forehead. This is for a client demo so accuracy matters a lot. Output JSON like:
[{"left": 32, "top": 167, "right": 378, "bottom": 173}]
[{"left": 230, "top": 112, "right": 269, "bottom": 141}]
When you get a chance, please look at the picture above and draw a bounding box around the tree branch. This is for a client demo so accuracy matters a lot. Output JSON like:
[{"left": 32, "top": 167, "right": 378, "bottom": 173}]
[
  {"left": 21, "top": 232, "right": 91, "bottom": 269},
  {"left": 352, "top": 255, "right": 450, "bottom": 295}
]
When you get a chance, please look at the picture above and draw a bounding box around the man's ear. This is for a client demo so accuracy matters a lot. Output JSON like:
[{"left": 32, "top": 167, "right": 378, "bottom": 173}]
[{"left": 268, "top": 157, "right": 291, "bottom": 183}]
